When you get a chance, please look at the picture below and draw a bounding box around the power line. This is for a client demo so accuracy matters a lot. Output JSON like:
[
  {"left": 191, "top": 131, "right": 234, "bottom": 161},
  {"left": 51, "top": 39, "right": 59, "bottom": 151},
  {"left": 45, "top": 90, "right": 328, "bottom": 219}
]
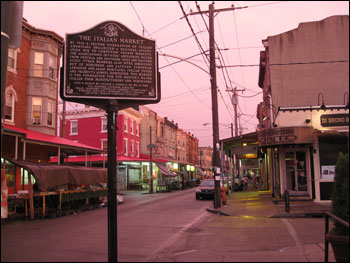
[
  {"left": 158, "top": 30, "right": 206, "bottom": 49},
  {"left": 218, "top": 60, "right": 349, "bottom": 68},
  {"left": 149, "top": 16, "right": 184, "bottom": 36},
  {"left": 178, "top": 1, "right": 210, "bottom": 65},
  {"left": 247, "top": 1, "right": 290, "bottom": 8}
]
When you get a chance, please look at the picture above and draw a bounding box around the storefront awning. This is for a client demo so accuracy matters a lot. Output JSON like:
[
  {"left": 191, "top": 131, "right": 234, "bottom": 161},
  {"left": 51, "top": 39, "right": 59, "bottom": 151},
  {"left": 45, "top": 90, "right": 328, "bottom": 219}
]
[
  {"left": 7, "top": 159, "right": 107, "bottom": 190},
  {"left": 50, "top": 155, "right": 146, "bottom": 163},
  {"left": 155, "top": 163, "right": 176, "bottom": 176},
  {"left": 196, "top": 167, "right": 205, "bottom": 176},
  {"left": 3, "top": 124, "right": 104, "bottom": 156}
]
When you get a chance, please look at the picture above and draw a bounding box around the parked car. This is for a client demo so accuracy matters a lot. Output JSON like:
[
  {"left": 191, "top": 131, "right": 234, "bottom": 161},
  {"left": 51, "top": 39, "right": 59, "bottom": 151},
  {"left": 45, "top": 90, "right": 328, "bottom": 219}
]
[{"left": 195, "top": 179, "right": 215, "bottom": 200}]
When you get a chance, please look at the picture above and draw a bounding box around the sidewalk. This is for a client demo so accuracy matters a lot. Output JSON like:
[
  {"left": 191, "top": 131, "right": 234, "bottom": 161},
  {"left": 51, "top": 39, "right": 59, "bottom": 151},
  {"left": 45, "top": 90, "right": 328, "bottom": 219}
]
[
  {"left": 206, "top": 188, "right": 335, "bottom": 262},
  {"left": 208, "top": 188, "right": 331, "bottom": 218}
]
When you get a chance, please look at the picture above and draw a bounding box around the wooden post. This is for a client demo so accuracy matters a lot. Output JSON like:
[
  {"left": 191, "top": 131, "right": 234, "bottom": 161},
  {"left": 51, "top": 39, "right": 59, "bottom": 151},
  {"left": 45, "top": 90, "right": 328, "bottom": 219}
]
[
  {"left": 24, "top": 199, "right": 28, "bottom": 217},
  {"left": 28, "top": 173, "right": 34, "bottom": 220},
  {"left": 59, "top": 191, "right": 62, "bottom": 211},
  {"left": 42, "top": 193, "right": 46, "bottom": 216}
]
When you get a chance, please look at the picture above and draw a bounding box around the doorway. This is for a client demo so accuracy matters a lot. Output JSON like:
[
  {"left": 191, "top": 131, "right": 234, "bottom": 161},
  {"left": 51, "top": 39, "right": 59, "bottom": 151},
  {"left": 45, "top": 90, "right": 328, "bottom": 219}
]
[{"left": 284, "top": 149, "right": 309, "bottom": 195}]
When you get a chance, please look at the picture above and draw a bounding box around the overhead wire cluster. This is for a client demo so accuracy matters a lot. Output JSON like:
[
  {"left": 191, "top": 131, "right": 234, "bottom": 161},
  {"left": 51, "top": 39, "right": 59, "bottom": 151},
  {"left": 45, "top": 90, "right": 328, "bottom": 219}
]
[{"left": 125, "top": 1, "right": 265, "bottom": 145}]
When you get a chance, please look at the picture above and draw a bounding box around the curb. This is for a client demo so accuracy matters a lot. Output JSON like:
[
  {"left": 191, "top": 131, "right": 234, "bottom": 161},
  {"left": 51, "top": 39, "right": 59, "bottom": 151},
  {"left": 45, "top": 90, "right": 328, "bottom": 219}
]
[
  {"left": 207, "top": 208, "right": 325, "bottom": 219},
  {"left": 269, "top": 212, "right": 325, "bottom": 218},
  {"left": 206, "top": 208, "right": 235, "bottom": 216}
]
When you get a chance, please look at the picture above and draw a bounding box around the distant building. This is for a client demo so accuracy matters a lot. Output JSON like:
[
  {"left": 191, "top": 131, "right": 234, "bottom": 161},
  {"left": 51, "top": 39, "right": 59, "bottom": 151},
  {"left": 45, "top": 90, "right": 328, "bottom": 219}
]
[{"left": 198, "top": 146, "right": 213, "bottom": 175}]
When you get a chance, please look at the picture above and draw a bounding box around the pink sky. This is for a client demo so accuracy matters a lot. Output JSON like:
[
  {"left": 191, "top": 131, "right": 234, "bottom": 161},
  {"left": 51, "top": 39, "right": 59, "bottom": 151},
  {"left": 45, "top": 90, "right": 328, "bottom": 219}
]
[{"left": 23, "top": 1, "right": 349, "bottom": 147}]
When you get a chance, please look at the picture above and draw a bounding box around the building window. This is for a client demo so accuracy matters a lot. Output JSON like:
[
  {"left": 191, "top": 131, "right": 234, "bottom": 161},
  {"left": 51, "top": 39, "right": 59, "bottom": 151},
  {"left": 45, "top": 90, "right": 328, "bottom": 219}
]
[
  {"left": 136, "top": 122, "right": 139, "bottom": 136},
  {"left": 130, "top": 140, "right": 135, "bottom": 156},
  {"left": 70, "top": 120, "right": 78, "bottom": 135},
  {"left": 124, "top": 138, "right": 128, "bottom": 156},
  {"left": 32, "top": 97, "right": 42, "bottom": 125},
  {"left": 5, "top": 93, "right": 14, "bottom": 122},
  {"left": 101, "top": 118, "right": 107, "bottom": 133},
  {"left": 124, "top": 117, "right": 128, "bottom": 133},
  {"left": 47, "top": 100, "right": 53, "bottom": 126},
  {"left": 34, "top": 52, "right": 44, "bottom": 77},
  {"left": 136, "top": 142, "right": 140, "bottom": 157},
  {"left": 8, "top": 48, "right": 17, "bottom": 70},
  {"left": 49, "top": 55, "right": 56, "bottom": 79},
  {"left": 101, "top": 139, "right": 108, "bottom": 152},
  {"left": 130, "top": 120, "right": 134, "bottom": 134}
]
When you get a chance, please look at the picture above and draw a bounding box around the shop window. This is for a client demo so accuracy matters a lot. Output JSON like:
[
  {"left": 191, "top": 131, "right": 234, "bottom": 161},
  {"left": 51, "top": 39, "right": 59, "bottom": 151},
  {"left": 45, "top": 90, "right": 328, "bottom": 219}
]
[
  {"left": 21, "top": 168, "right": 36, "bottom": 188},
  {"left": 319, "top": 136, "right": 348, "bottom": 180}
]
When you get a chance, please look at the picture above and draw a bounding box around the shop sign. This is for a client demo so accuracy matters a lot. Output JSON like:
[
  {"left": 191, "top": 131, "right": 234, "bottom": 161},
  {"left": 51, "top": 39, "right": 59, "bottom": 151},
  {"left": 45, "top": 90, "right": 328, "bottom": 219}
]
[
  {"left": 320, "top": 114, "right": 349, "bottom": 127},
  {"left": 63, "top": 21, "right": 158, "bottom": 101},
  {"left": 258, "top": 127, "right": 314, "bottom": 147}
]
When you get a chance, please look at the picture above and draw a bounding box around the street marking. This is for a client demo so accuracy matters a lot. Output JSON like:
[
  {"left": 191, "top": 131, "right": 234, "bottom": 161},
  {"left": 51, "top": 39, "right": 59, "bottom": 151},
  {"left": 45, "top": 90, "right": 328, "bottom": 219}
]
[
  {"left": 147, "top": 208, "right": 210, "bottom": 260},
  {"left": 282, "top": 218, "right": 301, "bottom": 246},
  {"left": 172, "top": 249, "right": 197, "bottom": 256}
]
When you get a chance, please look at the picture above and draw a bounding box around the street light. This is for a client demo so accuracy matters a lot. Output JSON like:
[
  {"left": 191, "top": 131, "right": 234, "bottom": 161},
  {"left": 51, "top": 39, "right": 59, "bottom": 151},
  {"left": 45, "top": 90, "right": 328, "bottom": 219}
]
[{"left": 203, "top": 122, "right": 233, "bottom": 138}]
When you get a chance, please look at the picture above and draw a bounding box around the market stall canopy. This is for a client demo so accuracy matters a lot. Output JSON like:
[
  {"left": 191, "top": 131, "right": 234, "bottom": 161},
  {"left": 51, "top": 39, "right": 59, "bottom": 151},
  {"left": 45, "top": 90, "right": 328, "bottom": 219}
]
[
  {"left": 7, "top": 159, "right": 107, "bottom": 190},
  {"left": 155, "top": 163, "right": 176, "bottom": 176},
  {"left": 2, "top": 124, "right": 104, "bottom": 156}
]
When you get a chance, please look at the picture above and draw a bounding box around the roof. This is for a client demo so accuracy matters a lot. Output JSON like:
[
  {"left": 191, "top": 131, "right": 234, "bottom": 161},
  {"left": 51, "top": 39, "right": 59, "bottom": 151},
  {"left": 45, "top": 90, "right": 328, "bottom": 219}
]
[
  {"left": 3, "top": 124, "right": 104, "bottom": 156},
  {"left": 220, "top": 131, "right": 259, "bottom": 148}
]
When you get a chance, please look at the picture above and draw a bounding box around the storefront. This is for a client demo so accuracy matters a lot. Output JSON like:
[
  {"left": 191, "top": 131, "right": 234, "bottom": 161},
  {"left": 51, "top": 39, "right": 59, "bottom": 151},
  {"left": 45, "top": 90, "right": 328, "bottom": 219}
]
[
  {"left": 271, "top": 106, "right": 349, "bottom": 201},
  {"left": 258, "top": 126, "right": 315, "bottom": 198},
  {"left": 221, "top": 132, "right": 262, "bottom": 190}
]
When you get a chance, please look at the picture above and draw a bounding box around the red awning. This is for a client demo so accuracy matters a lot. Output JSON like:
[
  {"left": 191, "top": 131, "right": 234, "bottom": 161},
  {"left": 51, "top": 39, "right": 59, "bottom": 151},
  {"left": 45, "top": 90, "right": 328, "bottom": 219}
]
[
  {"left": 140, "top": 154, "right": 167, "bottom": 163},
  {"left": 3, "top": 124, "right": 103, "bottom": 155},
  {"left": 50, "top": 155, "right": 149, "bottom": 163}
]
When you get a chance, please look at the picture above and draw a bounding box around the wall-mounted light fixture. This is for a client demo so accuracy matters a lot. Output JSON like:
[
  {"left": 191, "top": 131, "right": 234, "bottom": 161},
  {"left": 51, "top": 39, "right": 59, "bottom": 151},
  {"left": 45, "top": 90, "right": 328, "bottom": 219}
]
[
  {"left": 317, "top": 92, "right": 326, "bottom": 110},
  {"left": 318, "top": 93, "right": 326, "bottom": 110},
  {"left": 344, "top": 92, "right": 349, "bottom": 109},
  {"left": 305, "top": 118, "right": 311, "bottom": 124}
]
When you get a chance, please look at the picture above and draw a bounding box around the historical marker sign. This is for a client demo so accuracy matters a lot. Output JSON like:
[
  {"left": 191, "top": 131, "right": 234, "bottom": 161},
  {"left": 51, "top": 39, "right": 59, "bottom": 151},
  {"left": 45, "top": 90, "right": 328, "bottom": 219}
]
[{"left": 63, "top": 21, "right": 159, "bottom": 101}]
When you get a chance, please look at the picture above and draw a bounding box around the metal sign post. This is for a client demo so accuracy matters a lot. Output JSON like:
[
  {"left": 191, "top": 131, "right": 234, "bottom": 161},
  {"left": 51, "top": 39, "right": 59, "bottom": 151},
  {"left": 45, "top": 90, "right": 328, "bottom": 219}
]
[
  {"left": 60, "top": 21, "right": 160, "bottom": 262},
  {"left": 107, "top": 100, "right": 118, "bottom": 262}
]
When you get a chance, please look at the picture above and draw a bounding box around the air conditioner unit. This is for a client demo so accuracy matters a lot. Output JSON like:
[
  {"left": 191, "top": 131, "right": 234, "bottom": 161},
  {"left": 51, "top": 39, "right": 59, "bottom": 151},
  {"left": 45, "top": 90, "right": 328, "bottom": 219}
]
[{"left": 32, "top": 117, "right": 41, "bottom": 125}]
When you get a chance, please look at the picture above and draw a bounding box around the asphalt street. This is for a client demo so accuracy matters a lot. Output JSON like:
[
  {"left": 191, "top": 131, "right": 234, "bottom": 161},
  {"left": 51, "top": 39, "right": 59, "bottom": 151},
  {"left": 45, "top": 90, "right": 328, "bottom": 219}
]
[{"left": 1, "top": 188, "right": 335, "bottom": 262}]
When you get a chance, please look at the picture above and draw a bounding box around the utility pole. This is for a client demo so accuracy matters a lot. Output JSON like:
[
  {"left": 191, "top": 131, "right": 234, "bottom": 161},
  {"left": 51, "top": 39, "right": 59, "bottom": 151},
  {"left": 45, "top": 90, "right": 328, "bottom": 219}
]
[
  {"left": 227, "top": 86, "right": 244, "bottom": 136},
  {"left": 189, "top": 2, "right": 238, "bottom": 208}
]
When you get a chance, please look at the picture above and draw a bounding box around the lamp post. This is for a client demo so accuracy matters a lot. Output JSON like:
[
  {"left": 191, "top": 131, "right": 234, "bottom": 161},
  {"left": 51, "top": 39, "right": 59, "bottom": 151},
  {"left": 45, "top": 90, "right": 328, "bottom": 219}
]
[{"left": 203, "top": 122, "right": 233, "bottom": 138}]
